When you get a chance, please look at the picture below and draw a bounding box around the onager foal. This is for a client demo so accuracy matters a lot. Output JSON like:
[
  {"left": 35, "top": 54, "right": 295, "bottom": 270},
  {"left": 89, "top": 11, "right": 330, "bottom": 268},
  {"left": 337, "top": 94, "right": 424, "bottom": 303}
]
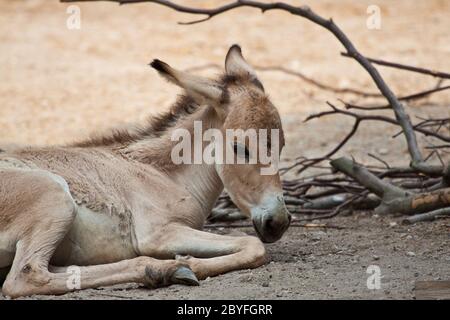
[{"left": 0, "top": 45, "right": 291, "bottom": 298}]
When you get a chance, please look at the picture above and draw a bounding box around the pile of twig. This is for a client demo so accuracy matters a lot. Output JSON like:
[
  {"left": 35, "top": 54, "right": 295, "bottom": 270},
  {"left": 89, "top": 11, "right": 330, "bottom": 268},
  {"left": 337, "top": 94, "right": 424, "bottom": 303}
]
[{"left": 63, "top": 0, "right": 450, "bottom": 225}]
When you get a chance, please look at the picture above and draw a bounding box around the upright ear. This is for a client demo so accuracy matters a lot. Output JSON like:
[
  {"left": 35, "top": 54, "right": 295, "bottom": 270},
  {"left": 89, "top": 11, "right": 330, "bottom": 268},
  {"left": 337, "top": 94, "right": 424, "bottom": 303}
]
[
  {"left": 225, "top": 44, "right": 263, "bottom": 90},
  {"left": 150, "top": 59, "right": 225, "bottom": 105}
]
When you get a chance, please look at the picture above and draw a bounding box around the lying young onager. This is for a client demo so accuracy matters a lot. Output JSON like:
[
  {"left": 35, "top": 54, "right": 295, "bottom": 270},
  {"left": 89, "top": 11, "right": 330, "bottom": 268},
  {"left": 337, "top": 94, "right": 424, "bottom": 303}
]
[{"left": 0, "top": 45, "right": 291, "bottom": 298}]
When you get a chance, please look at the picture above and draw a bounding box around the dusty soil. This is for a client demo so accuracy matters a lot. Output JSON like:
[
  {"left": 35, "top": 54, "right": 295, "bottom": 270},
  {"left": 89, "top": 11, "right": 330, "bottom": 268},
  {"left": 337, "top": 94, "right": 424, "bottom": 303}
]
[{"left": 0, "top": 0, "right": 449, "bottom": 299}]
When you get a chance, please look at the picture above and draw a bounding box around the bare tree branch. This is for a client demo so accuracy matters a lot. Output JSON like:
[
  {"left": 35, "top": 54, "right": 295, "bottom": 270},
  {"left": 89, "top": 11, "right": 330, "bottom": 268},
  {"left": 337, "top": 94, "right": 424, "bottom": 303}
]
[
  {"left": 282, "top": 111, "right": 361, "bottom": 175},
  {"left": 307, "top": 102, "right": 450, "bottom": 146},
  {"left": 402, "top": 207, "right": 450, "bottom": 224},
  {"left": 341, "top": 52, "right": 450, "bottom": 79},
  {"left": 378, "top": 188, "right": 450, "bottom": 215},
  {"left": 343, "top": 85, "right": 450, "bottom": 111},
  {"left": 330, "top": 157, "right": 409, "bottom": 200}
]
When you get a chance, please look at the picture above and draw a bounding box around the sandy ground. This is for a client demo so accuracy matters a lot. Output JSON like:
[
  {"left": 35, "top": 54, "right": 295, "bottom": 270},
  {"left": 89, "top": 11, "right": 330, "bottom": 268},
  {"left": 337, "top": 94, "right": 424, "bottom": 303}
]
[{"left": 0, "top": 0, "right": 449, "bottom": 299}]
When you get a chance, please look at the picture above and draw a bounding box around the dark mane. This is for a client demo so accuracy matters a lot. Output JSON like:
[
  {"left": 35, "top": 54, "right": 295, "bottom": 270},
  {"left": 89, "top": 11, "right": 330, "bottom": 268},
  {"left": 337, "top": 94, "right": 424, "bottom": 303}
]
[
  {"left": 70, "top": 73, "right": 256, "bottom": 148},
  {"left": 71, "top": 95, "right": 199, "bottom": 148}
]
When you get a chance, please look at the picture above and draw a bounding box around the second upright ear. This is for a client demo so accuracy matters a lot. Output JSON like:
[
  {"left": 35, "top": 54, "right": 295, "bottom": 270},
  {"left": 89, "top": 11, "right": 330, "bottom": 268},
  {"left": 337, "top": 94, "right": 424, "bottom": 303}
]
[
  {"left": 225, "top": 45, "right": 258, "bottom": 79},
  {"left": 225, "top": 45, "right": 264, "bottom": 91}
]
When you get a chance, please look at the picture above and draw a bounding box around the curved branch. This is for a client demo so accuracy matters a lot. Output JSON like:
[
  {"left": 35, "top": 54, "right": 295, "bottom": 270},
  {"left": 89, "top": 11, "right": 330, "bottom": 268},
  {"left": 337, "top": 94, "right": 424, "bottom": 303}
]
[
  {"left": 343, "top": 85, "right": 450, "bottom": 111},
  {"left": 255, "top": 65, "right": 380, "bottom": 97},
  {"left": 341, "top": 52, "right": 450, "bottom": 79},
  {"left": 282, "top": 116, "right": 360, "bottom": 175},
  {"left": 306, "top": 102, "right": 450, "bottom": 145}
]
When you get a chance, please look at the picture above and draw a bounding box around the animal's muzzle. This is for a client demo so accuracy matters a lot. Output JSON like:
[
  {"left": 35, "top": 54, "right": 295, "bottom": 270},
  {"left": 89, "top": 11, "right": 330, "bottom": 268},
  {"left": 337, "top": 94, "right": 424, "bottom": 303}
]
[{"left": 251, "top": 194, "right": 291, "bottom": 243}]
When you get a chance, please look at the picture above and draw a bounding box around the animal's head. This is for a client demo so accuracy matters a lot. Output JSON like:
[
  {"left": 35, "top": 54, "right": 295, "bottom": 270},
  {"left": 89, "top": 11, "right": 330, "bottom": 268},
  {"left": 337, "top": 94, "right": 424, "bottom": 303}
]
[{"left": 151, "top": 45, "right": 291, "bottom": 243}]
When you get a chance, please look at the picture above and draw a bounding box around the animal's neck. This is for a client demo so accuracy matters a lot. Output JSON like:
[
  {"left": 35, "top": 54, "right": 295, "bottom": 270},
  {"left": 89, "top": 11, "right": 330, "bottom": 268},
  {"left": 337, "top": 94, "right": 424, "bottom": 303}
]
[
  {"left": 172, "top": 162, "right": 224, "bottom": 219},
  {"left": 123, "top": 104, "right": 225, "bottom": 219}
]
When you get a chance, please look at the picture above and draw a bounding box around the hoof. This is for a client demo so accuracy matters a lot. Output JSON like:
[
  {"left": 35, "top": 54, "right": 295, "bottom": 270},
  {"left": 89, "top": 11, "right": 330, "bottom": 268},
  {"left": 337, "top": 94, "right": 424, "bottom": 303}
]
[{"left": 171, "top": 266, "right": 199, "bottom": 286}]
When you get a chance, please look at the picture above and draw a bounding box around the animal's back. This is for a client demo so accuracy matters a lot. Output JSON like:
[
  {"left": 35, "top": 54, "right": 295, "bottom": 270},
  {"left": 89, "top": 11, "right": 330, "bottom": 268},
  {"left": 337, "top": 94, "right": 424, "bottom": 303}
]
[
  {"left": 3, "top": 147, "right": 143, "bottom": 211},
  {"left": 0, "top": 146, "right": 169, "bottom": 268}
]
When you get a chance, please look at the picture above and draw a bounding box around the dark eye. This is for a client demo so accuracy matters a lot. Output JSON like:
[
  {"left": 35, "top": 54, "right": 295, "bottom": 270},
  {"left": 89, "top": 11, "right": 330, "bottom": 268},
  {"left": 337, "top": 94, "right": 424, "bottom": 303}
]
[{"left": 233, "top": 143, "right": 250, "bottom": 161}]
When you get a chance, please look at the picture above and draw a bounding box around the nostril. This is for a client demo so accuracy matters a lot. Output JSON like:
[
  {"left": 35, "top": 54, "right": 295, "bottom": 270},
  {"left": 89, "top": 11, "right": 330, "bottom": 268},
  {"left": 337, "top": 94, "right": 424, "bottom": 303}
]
[
  {"left": 264, "top": 214, "right": 291, "bottom": 230},
  {"left": 264, "top": 216, "right": 275, "bottom": 230}
]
